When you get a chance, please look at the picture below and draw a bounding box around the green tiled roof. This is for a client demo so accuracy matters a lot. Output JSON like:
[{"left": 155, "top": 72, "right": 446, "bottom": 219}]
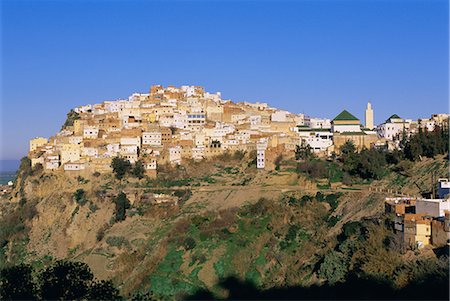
[
  {"left": 333, "top": 110, "right": 359, "bottom": 121},
  {"left": 386, "top": 114, "right": 402, "bottom": 122}
]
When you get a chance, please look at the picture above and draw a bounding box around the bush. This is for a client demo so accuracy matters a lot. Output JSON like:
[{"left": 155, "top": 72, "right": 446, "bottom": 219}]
[
  {"left": 297, "top": 160, "right": 327, "bottom": 178},
  {"left": 183, "top": 237, "right": 196, "bottom": 250},
  {"left": 96, "top": 224, "right": 109, "bottom": 242},
  {"left": 73, "top": 189, "right": 88, "bottom": 206},
  {"left": 88, "top": 202, "right": 98, "bottom": 213},
  {"left": 106, "top": 236, "right": 127, "bottom": 249}
]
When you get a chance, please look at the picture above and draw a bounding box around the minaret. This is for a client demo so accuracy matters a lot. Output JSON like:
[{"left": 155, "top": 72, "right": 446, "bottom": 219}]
[{"left": 365, "top": 102, "right": 374, "bottom": 129}]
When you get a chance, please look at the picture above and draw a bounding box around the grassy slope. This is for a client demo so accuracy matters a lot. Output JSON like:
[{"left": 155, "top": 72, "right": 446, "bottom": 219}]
[{"left": 0, "top": 154, "right": 448, "bottom": 299}]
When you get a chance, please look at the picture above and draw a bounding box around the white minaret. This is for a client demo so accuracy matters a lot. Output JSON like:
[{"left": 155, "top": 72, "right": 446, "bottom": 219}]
[{"left": 365, "top": 102, "right": 374, "bottom": 129}]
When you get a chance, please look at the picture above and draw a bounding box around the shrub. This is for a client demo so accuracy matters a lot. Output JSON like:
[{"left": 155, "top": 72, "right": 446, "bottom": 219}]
[
  {"left": 297, "top": 160, "right": 327, "bottom": 178},
  {"left": 88, "top": 202, "right": 98, "bottom": 213},
  {"left": 96, "top": 224, "right": 109, "bottom": 242},
  {"left": 106, "top": 236, "right": 127, "bottom": 248},
  {"left": 73, "top": 189, "right": 88, "bottom": 206},
  {"left": 183, "top": 237, "right": 196, "bottom": 250}
]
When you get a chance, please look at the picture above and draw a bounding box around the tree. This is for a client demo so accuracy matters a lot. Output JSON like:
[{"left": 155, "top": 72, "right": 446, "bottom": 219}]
[
  {"left": 132, "top": 160, "right": 145, "bottom": 179},
  {"left": 39, "top": 260, "right": 94, "bottom": 300},
  {"left": 111, "top": 157, "right": 131, "bottom": 180},
  {"left": 295, "top": 144, "right": 314, "bottom": 161},
  {"left": 1, "top": 260, "right": 122, "bottom": 300},
  {"left": 340, "top": 140, "right": 356, "bottom": 156},
  {"left": 0, "top": 264, "right": 36, "bottom": 300},
  {"left": 355, "top": 148, "right": 387, "bottom": 180},
  {"left": 88, "top": 280, "right": 122, "bottom": 300},
  {"left": 318, "top": 251, "right": 349, "bottom": 284},
  {"left": 114, "top": 192, "right": 131, "bottom": 222}
]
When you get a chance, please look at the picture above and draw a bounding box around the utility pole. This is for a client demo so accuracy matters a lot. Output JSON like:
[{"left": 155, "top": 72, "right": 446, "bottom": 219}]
[{"left": 431, "top": 171, "right": 435, "bottom": 199}]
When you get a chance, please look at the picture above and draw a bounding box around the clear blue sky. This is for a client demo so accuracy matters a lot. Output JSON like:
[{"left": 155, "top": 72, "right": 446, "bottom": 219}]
[{"left": 1, "top": 0, "right": 448, "bottom": 161}]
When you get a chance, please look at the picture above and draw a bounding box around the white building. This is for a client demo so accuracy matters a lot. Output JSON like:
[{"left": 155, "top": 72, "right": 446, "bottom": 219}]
[
  {"left": 271, "top": 110, "right": 291, "bottom": 122},
  {"left": 305, "top": 117, "right": 331, "bottom": 129},
  {"left": 331, "top": 110, "right": 361, "bottom": 133},
  {"left": 45, "top": 155, "right": 60, "bottom": 170},
  {"left": 143, "top": 159, "right": 157, "bottom": 171},
  {"left": 192, "top": 146, "right": 205, "bottom": 161},
  {"left": 376, "top": 114, "right": 412, "bottom": 140},
  {"left": 69, "top": 136, "right": 83, "bottom": 145},
  {"left": 142, "top": 131, "right": 162, "bottom": 146},
  {"left": 256, "top": 140, "right": 268, "bottom": 169},
  {"left": 83, "top": 127, "right": 99, "bottom": 139},
  {"left": 82, "top": 147, "right": 98, "bottom": 158},
  {"left": 300, "top": 131, "right": 333, "bottom": 153},
  {"left": 106, "top": 143, "right": 120, "bottom": 157},
  {"left": 169, "top": 146, "right": 182, "bottom": 165},
  {"left": 64, "top": 161, "right": 86, "bottom": 171}
]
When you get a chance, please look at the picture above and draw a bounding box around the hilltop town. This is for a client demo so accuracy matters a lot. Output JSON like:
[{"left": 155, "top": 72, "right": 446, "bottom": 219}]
[
  {"left": 0, "top": 84, "right": 448, "bottom": 299},
  {"left": 28, "top": 84, "right": 449, "bottom": 175}
]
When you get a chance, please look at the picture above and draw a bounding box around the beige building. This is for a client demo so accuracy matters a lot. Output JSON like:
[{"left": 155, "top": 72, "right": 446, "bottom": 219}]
[
  {"left": 59, "top": 144, "right": 81, "bottom": 164},
  {"left": 29, "top": 137, "right": 48, "bottom": 152},
  {"left": 403, "top": 214, "right": 431, "bottom": 249}
]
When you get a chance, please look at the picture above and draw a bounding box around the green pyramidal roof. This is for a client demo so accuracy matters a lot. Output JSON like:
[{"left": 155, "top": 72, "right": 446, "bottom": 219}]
[
  {"left": 387, "top": 114, "right": 401, "bottom": 122},
  {"left": 333, "top": 110, "right": 359, "bottom": 121}
]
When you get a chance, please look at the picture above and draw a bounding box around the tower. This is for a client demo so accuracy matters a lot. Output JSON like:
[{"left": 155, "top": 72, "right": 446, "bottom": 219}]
[{"left": 365, "top": 102, "right": 374, "bottom": 130}]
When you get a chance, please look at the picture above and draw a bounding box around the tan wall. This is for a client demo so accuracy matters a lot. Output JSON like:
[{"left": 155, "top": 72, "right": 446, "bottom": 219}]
[{"left": 333, "top": 133, "right": 378, "bottom": 154}]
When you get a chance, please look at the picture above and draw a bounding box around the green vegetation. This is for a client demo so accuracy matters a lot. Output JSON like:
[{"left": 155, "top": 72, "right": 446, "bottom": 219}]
[
  {"left": 61, "top": 109, "right": 80, "bottom": 130},
  {"left": 111, "top": 157, "right": 132, "bottom": 180},
  {"left": 73, "top": 189, "right": 88, "bottom": 206},
  {"left": 113, "top": 192, "right": 131, "bottom": 222},
  {"left": 403, "top": 125, "right": 449, "bottom": 160},
  {"left": 131, "top": 160, "right": 145, "bottom": 179}
]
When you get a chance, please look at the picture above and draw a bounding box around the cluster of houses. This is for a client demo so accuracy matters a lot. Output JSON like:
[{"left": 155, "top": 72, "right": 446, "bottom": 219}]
[
  {"left": 385, "top": 179, "right": 450, "bottom": 249},
  {"left": 28, "top": 84, "right": 449, "bottom": 175}
]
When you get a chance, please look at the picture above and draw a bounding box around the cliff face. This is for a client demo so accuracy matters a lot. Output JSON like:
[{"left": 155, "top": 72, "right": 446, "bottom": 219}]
[{"left": 0, "top": 155, "right": 448, "bottom": 299}]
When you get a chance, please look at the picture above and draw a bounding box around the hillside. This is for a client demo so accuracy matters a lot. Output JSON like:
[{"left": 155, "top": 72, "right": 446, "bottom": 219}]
[{"left": 0, "top": 153, "right": 448, "bottom": 300}]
